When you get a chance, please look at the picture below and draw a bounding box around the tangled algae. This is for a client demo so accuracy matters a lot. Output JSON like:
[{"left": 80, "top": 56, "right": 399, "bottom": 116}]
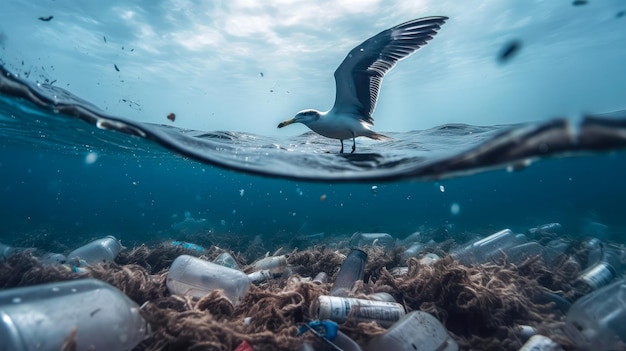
[{"left": 0, "top": 243, "right": 580, "bottom": 351}]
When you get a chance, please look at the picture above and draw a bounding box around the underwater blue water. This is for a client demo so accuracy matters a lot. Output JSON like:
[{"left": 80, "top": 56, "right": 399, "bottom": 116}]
[{"left": 1, "top": 73, "right": 626, "bottom": 248}]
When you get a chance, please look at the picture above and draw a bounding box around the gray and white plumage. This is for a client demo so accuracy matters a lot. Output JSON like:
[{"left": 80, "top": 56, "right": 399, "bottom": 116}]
[{"left": 278, "top": 16, "right": 448, "bottom": 153}]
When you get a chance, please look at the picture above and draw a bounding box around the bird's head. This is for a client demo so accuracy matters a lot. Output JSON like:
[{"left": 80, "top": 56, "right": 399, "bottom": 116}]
[{"left": 277, "top": 109, "right": 321, "bottom": 128}]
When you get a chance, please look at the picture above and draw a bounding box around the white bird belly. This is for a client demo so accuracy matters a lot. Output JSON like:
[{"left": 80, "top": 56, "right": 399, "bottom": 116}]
[{"left": 307, "top": 114, "right": 371, "bottom": 140}]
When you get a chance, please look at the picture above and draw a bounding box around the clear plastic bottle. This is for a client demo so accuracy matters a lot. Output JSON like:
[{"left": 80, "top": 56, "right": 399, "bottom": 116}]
[
  {"left": 575, "top": 245, "right": 625, "bottom": 293},
  {"left": 251, "top": 255, "right": 288, "bottom": 273},
  {"left": 38, "top": 252, "right": 67, "bottom": 265},
  {"left": 166, "top": 254, "right": 250, "bottom": 306},
  {"left": 350, "top": 232, "right": 395, "bottom": 250},
  {"left": 451, "top": 229, "right": 528, "bottom": 265},
  {"left": 363, "top": 311, "right": 458, "bottom": 351},
  {"left": 0, "top": 242, "right": 17, "bottom": 261},
  {"left": 565, "top": 277, "right": 626, "bottom": 350},
  {"left": 67, "top": 235, "right": 122, "bottom": 265},
  {"left": 502, "top": 241, "right": 545, "bottom": 265},
  {"left": 401, "top": 242, "right": 425, "bottom": 263},
  {"left": 213, "top": 252, "right": 240, "bottom": 269},
  {"left": 0, "top": 278, "right": 148, "bottom": 351},
  {"left": 330, "top": 249, "right": 367, "bottom": 297}
]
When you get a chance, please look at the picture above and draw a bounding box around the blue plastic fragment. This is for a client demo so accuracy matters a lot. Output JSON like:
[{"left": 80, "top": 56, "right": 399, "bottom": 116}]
[
  {"left": 298, "top": 320, "right": 339, "bottom": 340},
  {"left": 170, "top": 241, "right": 204, "bottom": 252}
]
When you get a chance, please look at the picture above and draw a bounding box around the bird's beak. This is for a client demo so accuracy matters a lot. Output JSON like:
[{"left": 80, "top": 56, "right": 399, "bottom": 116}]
[{"left": 277, "top": 118, "right": 296, "bottom": 128}]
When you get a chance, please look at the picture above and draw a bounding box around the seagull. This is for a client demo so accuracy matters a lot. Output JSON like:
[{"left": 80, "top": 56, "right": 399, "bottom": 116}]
[{"left": 277, "top": 16, "right": 448, "bottom": 153}]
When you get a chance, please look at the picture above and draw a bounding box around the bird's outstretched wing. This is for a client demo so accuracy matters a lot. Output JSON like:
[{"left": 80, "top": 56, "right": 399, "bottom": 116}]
[{"left": 332, "top": 16, "right": 448, "bottom": 124}]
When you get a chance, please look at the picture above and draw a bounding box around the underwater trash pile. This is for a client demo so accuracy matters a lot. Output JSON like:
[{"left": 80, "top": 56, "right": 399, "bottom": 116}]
[{"left": 1, "top": 225, "right": 625, "bottom": 351}]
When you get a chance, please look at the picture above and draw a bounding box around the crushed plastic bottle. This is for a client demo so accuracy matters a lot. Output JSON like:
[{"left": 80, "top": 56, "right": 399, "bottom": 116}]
[{"left": 0, "top": 279, "right": 148, "bottom": 351}]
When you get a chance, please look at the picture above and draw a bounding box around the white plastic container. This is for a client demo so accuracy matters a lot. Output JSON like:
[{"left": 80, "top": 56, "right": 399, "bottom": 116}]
[
  {"left": 0, "top": 279, "right": 148, "bottom": 351},
  {"left": 67, "top": 235, "right": 122, "bottom": 265},
  {"left": 167, "top": 254, "right": 250, "bottom": 306},
  {"left": 363, "top": 311, "right": 458, "bottom": 351}
]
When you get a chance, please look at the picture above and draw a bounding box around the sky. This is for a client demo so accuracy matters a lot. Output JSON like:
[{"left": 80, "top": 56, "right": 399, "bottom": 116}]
[{"left": 0, "top": 0, "right": 625, "bottom": 136}]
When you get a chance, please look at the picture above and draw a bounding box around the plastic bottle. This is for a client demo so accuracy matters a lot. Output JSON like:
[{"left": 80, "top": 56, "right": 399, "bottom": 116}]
[
  {"left": 363, "top": 311, "right": 458, "bottom": 351},
  {"left": 330, "top": 249, "right": 367, "bottom": 296},
  {"left": 565, "top": 277, "right": 626, "bottom": 350},
  {"left": 389, "top": 266, "right": 408, "bottom": 276},
  {"left": 213, "top": 252, "right": 240, "bottom": 269},
  {"left": 368, "top": 292, "right": 396, "bottom": 302},
  {"left": 0, "top": 242, "right": 18, "bottom": 261},
  {"left": 350, "top": 232, "right": 395, "bottom": 250},
  {"left": 311, "top": 295, "right": 405, "bottom": 327},
  {"left": 518, "top": 335, "right": 563, "bottom": 351},
  {"left": 574, "top": 245, "right": 625, "bottom": 293},
  {"left": 0, "top": 278, "right": 148, "bottom": 351},
  {"left": 247, "top": 270, "right": 273, "bottom": 284},
  {"left": 313, "top": 272, "right": 329, "bottom": 284},
  {"left": 166, "top": 254, "right": 250, "bottom": 306},
  {"left": 526, "top": 223, "right": 563, "bottom": 236},
  {"left": 451, "top": 229, "right": 528, "bottom": 265},
  {"left": 502, "top": 241, "right": 545, "bottom": 265},
  {"left": 400, "top": 242, "right": 424, "bottom": 262},
  {"left": 67, "top": 235, "right": 122, "bottom": 265},
  {"left": 251, "top": 255, "right": 288, "bottom": 273},
  {"left": 38, "top": 252, "right": 67, "bottom": 265}
]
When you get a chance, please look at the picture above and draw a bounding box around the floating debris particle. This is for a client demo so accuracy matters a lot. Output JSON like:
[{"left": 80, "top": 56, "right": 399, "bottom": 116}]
[
  {"left": 320, "top": 194, "right": 327, "bottom": 202},
  {"left": 103, "top": 36, "right": 107, "bottom": 43},
  {"left": 167, "top": 113, "right": 176, "bottom": 122},
  {"left": 572, "top": 0, "right": 588, "bottom": 6},
  {"left": 114, "top": 64, "right": 119, "bottom": 72},
  {"left": 439, "top": 185, "right": 445, "bottom": 192},
  {"left": 38, "top": 16, "right": 54, "bottom": 22},
  {"left": 269, "top": 89, "right": 274, "bottom": 93},
  {"left": 259, "top": 72, "right": 264, "bottom": 77},
  {"left": 498, "top": 40, "right": 522, "bottom": 63},
  {"left": 371, "top": 185, "right": 378, "bottom": 194},
  {"left": 130, "top": 48, "right": 134, "bottom": 52},
  {"left": 617, "top": 10, "right": 625, "bottom": 18},
  {"left": 85, "top": 152, "right": 98, "bottom": 164}
]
